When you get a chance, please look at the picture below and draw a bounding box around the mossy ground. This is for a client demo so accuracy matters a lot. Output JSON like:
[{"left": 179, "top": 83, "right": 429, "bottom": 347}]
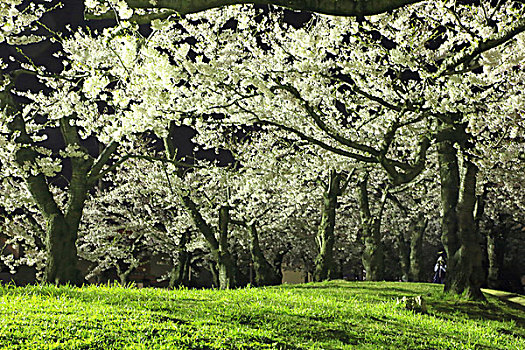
[{"left": 0, "top": 281, "right": 523, "bottom": 349}]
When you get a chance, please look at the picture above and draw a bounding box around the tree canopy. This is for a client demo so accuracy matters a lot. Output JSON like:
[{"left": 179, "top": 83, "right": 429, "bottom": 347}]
[{"left": 0, "top": 0, "right": 523, "bottom": 295}]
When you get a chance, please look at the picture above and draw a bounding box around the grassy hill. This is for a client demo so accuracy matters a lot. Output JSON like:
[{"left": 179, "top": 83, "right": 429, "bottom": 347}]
[{"left": 0, "top": 281, "right": 523, "bottom": 349}]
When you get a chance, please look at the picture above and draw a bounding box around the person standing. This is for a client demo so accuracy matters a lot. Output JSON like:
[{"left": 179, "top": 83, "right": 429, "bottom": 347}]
[{"left": 433, "top": 254, "right": 447, "bottom": 284}]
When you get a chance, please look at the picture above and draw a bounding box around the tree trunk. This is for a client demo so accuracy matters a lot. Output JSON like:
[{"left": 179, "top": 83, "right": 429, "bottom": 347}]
[
  {"left": 273, "top": 250, "right": 286, "bottom": 283},
  {"left": 169, "top": 230, "right": 191, "bottom": 288},
  {"left": 397, "top": 231, "right": 410, "bottom": 282},
  {"left": 166, "top": 124, "right": 235, "bottom": 289},
  {"left": 358, "top": 173, "right": 386, "bottom": 281},
  {"left": 116, "top": 264, "right": 130, "bottom": 286},
  {"left": 248, "top": 222, "right": 281, "bottom": 286},
  {"left": 409, "top": 215, "right": 427, "bottom": 282},
  {"left": 43, "top": 214, "right": 83, "bottom": 285},
  {"left": 456, "top": 159, "right": 485, "bottom": 299},
  {"left": 474, "top": 190, "right": 488, "bottom": 287},
  {"left": 362, "top": 220, "right": 385, "bottom": 281},
  {"left": 209, "top": 261, "right": 219, "bottom": 288},
  {"left": 217, "top": 206, "right": 236, "bottom": 289},
  {"left": 486, "top": 215, "right": 508, "bottom": 290},
  {"left": 179, "top": 195, "right": 236, "bottom": 289},
  {"left": 438, "top": 139, "right": 460, "bottom": 291},
  {"left": 314, "top": 170, "right": 342, "bottom": 281},
  {"left": 7, "top": 110, "right": 85, "bottom": 284},
  {"left": 2, "top": 76, "right": 116, "bottom": 285},
  {"left": 438, "top": 140, "right": 485, "bottom": 300}
]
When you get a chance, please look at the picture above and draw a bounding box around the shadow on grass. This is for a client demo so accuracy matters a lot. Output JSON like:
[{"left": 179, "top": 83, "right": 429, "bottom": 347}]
[
  {"left": 290, "top": 284, "right": 414, "bottom": 292},
  {"left": 430, "top": 297, "right": 525, "bottom": 328},
  {"left": 493, "top": 293, "right": 525, "bottom": 313}
]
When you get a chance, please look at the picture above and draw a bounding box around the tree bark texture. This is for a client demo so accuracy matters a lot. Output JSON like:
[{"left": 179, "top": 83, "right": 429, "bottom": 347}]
[
  {"left": 486, "top": 216, "right": 508, "bottom": 290},
  {"left": 179, "top": 196, "right": 236, "bottom": 289},
  {"left": 313, "top": 169, "right": 343, "bottom": 282},
  {"left": 409, "top": 215, "right": 427, "bottom": 282},
  {"left": 438, "top": 139, "right": 485, "bottom": 300},
  {"left": 43, "top": 214, "right": 83, "bottom": 285},
  {"left": 169, "top": 230, "right": 191, "bottom": 287},
  {"left": 217, "top": 206, "right": 236, "bottom": 289},
  {"left": 109, "top": 0, "right": 422, "bottom": 17},
  {"left": 358, "top": 173, "right": 386, "bottom": 281},
  {"left": 397, "top": 231, "right": 410, "bottom": 282},
  {"left": 248, "top": 223, "right": 282, "bottom": 286}
]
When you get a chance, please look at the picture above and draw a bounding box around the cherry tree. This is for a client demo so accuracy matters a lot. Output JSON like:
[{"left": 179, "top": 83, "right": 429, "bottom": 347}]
[
  {"left": 0, "top": 73, "right": 124, "bottom": 284},
  {"left": 475, "top": 137, "right": 525, "bottom": 291},
  {"left": 55, "top": 8, "right": 413, "bottom": 284},
  {"left": 171, "top": 125, "right": 336, "bottom": 288},
  {"left": 1, "top": 0, "right": 127, "bottom": 283},
  {"left": 164, "top": 2, "right": 525, "bottom": 298},
  {"left": 20, "top": 0, "right": 522, "bottom": 296},
  {"left": 78, "top": 147, "right": 200, "bottom": 286}
]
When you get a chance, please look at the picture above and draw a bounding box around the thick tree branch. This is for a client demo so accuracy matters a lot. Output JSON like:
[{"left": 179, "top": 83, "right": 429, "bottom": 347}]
[
  {"left": 272, "top": 83, "right": 379, "bottom": 156},
  {"left": 377, "top": 184, "right": 389, "bottom": 218},
  {"left": 380, "top": 134, "right": 430, "bottom": 185},
  {"left": 386, "top": 192, "right": 408, "bottom": 215},
  {"left": 338, "top": 168, "right": 356, "bottom": 195},
  {"left": 441, "top": 16, "right": 525, "bottom": 75},
  {"left": 271, "top": 81, "right": 431, "bottom": 179},
  {"left": 351, "top": 84, "right": 406, "bottom": 113},
  {"left": 87, "top": 141, "right": 119, "bottom": 186},
  {"left": 256, "top": 119, "right": 379, "bottom": 163},
  {"left": 59, "top": 118, "right": 94, "bottom": 224},
  {"left": 1, "top": 75, "right": 62, "bottom": 218},
  {"left": 358, "top": 171, "right": 371, "bottom": 220},
  {"left": 85, "top": 9, "right": 177, "bottom": 23},
  {"left": 87, "top": 0, "right": 421, "bottom": 19}
]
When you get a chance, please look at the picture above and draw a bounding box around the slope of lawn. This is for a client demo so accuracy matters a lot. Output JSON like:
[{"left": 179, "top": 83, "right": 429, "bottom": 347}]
[{"left": 0, "top": 281, "right": 523, "bottom": 349}]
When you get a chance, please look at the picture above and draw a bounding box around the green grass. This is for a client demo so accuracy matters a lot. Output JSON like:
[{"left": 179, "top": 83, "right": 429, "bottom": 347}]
[{"left": 0, "top": 281, "right": 523, "bottom": 349}]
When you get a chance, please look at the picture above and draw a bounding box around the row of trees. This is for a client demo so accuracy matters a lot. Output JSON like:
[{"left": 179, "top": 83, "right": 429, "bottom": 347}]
[{"left": 0, "top": 1, "right": 524, "bottom": 298}]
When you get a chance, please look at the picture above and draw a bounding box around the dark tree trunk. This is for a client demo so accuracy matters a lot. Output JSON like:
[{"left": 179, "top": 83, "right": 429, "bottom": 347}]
[
  {"left": 409, "top": 215, "right": 427, "bottom": 282},
  {"left": 314, "top": 170, "right": 344, "bottom": 281},
  {"left": 217, "top": 206, "right": 236, "bottom": 289},
  {"left": 474, "top": 190, "right": 489, "bottom": 287},
  {"left": 457, "top": 159, "right": 485, "bottom": 299},
  {"left": 358, "top": 173, "right": 386, "bottom": 281},
  {"left": 209, "top": 261, "right": 219, "bottom": 288},
  {"left": 362, "top": 220, "right": 385, "bottom": 281},
  {"left": 169, "top": 230, "right": 191, "bottom": 288},
  {"left": 486, "top": 215, "right": 509, "bottom": 290},
  {"left": 438, "top": 139, "right": 485, "bottom": 300},
  {"left": 438, "top": 139, "right": 460, "bottom": 291},
  {"left": 487, "top": 229, "right": 506, "bottom": 290},
  {"left": 273, "top": 249, "right": 286, "bottom": 283},
  {"left": 397, "top": 231, "right": 410, "bottom": 282},
  {"left": 179, "top": 195, "right": 236, "bottom": 289},
  {"left": 43, "top": 214, "right": 83, "bottom": 285},
  {"left": 248, "top": 222, "right": 282, "bottom": 286}
]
